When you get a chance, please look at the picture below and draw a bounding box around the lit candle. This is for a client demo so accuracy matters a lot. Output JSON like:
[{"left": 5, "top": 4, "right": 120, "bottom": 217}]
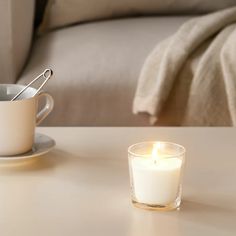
[{"left": 128, "top": 142, "right": 185, "bottom": 210}]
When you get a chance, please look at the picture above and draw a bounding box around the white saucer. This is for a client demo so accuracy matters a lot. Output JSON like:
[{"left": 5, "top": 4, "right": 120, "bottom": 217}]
[{"left": 0, "top": 133, "right": 55, "bottom": 161}]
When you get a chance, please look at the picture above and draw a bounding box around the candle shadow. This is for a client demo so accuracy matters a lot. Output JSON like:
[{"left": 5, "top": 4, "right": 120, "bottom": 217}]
[{"left": 179, "top": 200, "right": 236, "bottom": 233}]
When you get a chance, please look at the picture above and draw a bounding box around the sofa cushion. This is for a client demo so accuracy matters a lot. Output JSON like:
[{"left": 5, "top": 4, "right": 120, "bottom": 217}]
[
  {"left": 18, "top": 16, "right": 192, "bottom": 126},
  {"left": 39, "top": 0, "right": 235, "bottom": 32},
  {"left": 0, "top": 0, "right": 34, "bottom": 83}
]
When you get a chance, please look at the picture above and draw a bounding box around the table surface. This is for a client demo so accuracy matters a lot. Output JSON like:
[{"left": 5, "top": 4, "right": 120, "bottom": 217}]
[{"left": 0, "top": 127, "right": 236, "bottom": 236}]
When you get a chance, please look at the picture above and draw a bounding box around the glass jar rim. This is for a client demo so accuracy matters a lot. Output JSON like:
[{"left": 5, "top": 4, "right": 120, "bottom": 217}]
[{"left": 128, "top": 141, "right": 186, "bottom": 158}]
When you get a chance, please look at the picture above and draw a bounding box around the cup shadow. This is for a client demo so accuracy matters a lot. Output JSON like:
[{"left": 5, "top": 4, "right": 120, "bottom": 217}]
[{"left": 0, "top": 149, "right": 72, "bottom": 172}]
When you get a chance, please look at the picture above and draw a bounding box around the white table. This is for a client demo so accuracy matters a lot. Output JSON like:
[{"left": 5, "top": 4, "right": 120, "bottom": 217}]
[{"left": 0, "top": 127, "right": 235, "bottom": 236}]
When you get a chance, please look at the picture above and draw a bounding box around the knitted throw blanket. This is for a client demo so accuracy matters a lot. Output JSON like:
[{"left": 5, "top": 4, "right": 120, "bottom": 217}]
[{"left": 133, "top": 7, "right": 236, "bottom": 126}]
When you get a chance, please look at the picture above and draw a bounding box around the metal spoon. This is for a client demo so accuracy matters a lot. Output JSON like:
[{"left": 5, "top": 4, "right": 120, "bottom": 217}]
[{"left": 11, "top": 69, "right": 53, "bottom": 101}]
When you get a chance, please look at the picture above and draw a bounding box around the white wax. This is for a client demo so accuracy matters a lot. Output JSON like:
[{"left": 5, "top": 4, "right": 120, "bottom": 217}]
[{"left": 131, "top": 157, "right": 182, "bottom": 205}]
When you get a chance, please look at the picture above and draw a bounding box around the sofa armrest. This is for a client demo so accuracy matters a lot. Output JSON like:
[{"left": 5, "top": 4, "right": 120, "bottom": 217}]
[{"left": 0, "top": 0, "right": 35, "bottom": 84}]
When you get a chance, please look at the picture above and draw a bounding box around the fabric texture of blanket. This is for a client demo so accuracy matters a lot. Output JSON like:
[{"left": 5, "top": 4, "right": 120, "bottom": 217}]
[{"left": 133, "top": 6, "right": 236, "bottom": 126}]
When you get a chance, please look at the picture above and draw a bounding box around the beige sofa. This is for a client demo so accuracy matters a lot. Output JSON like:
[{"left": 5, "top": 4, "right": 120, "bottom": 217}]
[{"left": 1, "top": 0, "right": 235, "bottom": 126}]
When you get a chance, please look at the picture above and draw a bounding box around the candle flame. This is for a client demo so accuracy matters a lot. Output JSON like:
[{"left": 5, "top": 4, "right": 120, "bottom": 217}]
[{"left": 152, "top": 143, "right": 162, "bottom": 163}]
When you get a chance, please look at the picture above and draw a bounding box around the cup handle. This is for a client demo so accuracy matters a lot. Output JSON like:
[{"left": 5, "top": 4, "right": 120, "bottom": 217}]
[{"left": 36, "top": 92, "right": 54, "bottom": 125}]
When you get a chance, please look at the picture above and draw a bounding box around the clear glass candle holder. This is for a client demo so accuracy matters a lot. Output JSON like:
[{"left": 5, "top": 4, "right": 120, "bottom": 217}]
[{"left": 128, "top": 141, "right": 185, "bottom": 211}]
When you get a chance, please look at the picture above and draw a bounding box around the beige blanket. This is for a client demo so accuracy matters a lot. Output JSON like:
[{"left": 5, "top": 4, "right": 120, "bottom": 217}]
[{"left": 133, "top": 7, "right": 236, "bottom": 126}]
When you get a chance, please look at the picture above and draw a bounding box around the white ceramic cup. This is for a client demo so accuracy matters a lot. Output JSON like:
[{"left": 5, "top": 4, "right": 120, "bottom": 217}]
[{"left": 0, "top": 84, "right": 54, "bottom": 156}]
